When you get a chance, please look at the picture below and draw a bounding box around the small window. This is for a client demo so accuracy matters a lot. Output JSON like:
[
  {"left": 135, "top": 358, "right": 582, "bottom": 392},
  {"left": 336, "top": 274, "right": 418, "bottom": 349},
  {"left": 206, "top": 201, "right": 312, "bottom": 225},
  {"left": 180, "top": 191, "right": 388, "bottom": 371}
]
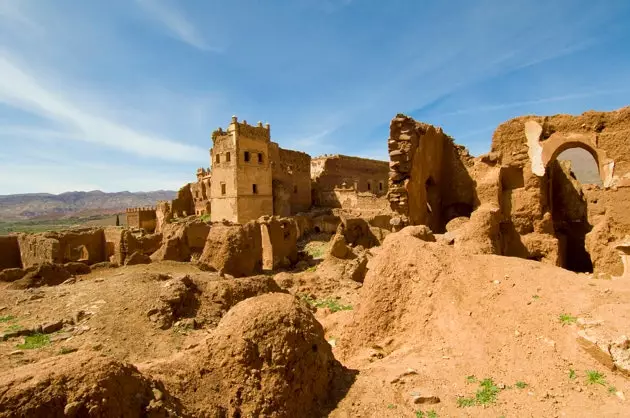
[
  {"left": 221, "top": 183, "right": 226, "bottom": 195},
  {"left": 294, "top": 185, "right": 298, "bottom": 194},
  {"left": 226, "top": 152, "right": 231, "bottom": 162},
  {"left": 252, "top": 184, "right": 258, "bottom": 194},
  {"left": 367, "top": 182, "right": 372, "bottom": 191},
  {"left": 258, "top": 153, "right": 263, "bottom": 163},
  {"left": 244, "top": 151, "right": 250, "bottom": 162},
  {"left": 215, "top": 153, "right": 220, "bottom": 164},
  {"left": 379, "top": 182, "right": 383, "bottom": 191}
]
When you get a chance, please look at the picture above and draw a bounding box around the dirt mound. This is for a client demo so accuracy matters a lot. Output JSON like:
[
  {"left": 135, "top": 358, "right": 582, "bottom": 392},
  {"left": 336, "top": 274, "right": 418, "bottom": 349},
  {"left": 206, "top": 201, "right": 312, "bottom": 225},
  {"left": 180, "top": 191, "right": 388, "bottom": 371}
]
[
  {"left": 0, "top": 352, "right": 183, "bottom": 417},
  {"left": 147, "top": 293, "right": 339, "bottom": 417}
]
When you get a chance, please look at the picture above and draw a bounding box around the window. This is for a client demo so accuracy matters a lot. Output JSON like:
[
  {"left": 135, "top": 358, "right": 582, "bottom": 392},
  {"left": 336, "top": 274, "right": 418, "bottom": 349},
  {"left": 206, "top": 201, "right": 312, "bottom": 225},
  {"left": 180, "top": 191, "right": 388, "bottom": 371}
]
[
  {"left": 215, "top": 153, "right": 220, "bottom": 164},
  {"left": 221, "top": 183, "right": 226, "bottom": 195},
  {"left": 367, "top": 182, "right": 372, "bottom": 191},
  {"left": 244, "top": 151, "right": 250, "bottom": 162},
  {"left": 252, "top": 184, "right": 258, "bottom": 194},
  {"left": 379, "top": 182, "right": 383, "bottom": 191},
  {"left": 294, "top": 185, "right": 298, "bottom": 194},
  {"left": 258, "top": 153, "right": 263, "bottom": 163},
  {"left": 226, "top": 152, "right": 231, "bottom": 162}
]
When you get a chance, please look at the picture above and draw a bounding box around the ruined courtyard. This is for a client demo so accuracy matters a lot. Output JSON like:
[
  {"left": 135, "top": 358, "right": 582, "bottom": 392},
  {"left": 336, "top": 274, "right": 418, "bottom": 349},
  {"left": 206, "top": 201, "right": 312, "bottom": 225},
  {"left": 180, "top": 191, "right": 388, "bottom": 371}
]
[{"left": 1, "top": 107, "right": 630, "bottom": 417}]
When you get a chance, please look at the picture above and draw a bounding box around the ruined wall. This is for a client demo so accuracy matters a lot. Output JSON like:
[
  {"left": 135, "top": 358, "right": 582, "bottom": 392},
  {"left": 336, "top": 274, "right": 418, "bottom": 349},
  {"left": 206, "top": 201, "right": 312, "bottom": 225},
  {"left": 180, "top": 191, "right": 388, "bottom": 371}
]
[
  {"left": 17, "top": 228, "right": 106, "bottom": 268},
  {"left": 191, "top": 168, "right": 211, "bottom": 216},
  {"left": 0, "top": 236, "right": 22, "bottom": 270},
  {"left": 387, "top": 114, "right": 476, "bottom": 232},
  {"left": 269, "top": 143, "right": 312, "bottom": 216},
  {"left": 311, "top": 155, "right": 389, "bottom": 210},
  {"left": 490, "top": 106, "right": 630, "bottom": 274},
  {"left": 126, "top": 208, "right": 157, "bottom": 233},
  {"left": 259, "top": 216, "right": 298, "bottom": 270},
  {"left": 318, "top": 185, "right": 390, "bottom": 213}
]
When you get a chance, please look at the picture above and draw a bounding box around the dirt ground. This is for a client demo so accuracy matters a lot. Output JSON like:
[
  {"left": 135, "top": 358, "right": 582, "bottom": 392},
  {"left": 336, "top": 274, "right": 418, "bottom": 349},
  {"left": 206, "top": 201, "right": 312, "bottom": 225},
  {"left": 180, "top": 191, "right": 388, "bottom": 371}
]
[{"left": 0, "top": 234, "right": 629, "bottom": 417}]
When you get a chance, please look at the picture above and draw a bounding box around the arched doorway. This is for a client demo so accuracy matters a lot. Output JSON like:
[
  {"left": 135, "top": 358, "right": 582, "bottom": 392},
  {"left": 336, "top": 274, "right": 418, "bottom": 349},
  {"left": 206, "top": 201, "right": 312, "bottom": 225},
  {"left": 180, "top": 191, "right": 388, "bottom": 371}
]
[{"left": 548, "top": 147, "right": 599, "bottom": 272}]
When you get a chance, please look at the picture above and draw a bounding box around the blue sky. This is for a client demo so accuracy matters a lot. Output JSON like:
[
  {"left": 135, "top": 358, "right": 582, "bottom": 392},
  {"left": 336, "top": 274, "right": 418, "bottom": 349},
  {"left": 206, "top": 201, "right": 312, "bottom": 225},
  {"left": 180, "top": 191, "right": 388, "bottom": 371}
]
[{"left": 0, "top": 0, "right": 629, "bottom": 194}]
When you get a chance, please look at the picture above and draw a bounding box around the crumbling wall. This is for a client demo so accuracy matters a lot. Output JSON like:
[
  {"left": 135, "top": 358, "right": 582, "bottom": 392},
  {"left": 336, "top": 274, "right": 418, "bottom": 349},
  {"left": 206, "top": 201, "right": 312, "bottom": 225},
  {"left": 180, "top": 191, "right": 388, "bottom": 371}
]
[
  {"left": 0, "top": 236, "right": 22, "bottom": 270},
  {"left": 490, "top": 106, "right": 630, "bottom": 274},
  {"left": 191, "top": 169, "right": 211, "bottom": 216},
  {"left": 311, "top": 154, "right": 389, "bottom": 211},
  {"left": 198, "top": 221, "right": 263, "bottom": 277},
  {"left": 17, "top": 228, "right": 106, "bottom": 268},
  {"left": 259, "top": 216, "right": 298, "bottom": 270},
  {"left": 387, "top": 114, "right": 477, "bottom": 232},
  {"left": 171, "top": 184, "right": 195, "bottom": 219}
]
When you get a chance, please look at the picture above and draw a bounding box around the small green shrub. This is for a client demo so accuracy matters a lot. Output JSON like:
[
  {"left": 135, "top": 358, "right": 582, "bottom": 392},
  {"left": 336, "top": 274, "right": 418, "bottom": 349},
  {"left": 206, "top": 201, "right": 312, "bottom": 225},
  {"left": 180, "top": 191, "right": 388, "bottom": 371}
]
[
  {"left": 17, "top": 334, "right": 50, "bottom": 350},
  {"left": 586, "top": 370, "right": 606, "bottom": 386},
  {"left": 458, "top": 377, "right": 502, "bottom": 407},
  {"left": 515, "top": 381, "right": 528, "bottom": 389},
  {"left": 0, "top": 315, "right": 16, "bottom": 323},
  {"left": 466, "top": 375, "right": 477, "bottom": 383},
  {"left": 569, "top": 369, "right": 576, "bottom": 379},
  {"left": 559, "top": 313, "right": 577, "bottom": 325},
  {"left": 608, "top": 385, "right": 617, "bottom": 394}
]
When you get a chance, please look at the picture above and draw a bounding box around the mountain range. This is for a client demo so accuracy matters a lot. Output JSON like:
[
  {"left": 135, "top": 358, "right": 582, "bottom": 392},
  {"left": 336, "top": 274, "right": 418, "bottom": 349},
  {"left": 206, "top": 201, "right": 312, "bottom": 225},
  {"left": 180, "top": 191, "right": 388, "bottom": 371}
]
[{"left": 0, "top": 190, "right": 176, "bottom": 221}]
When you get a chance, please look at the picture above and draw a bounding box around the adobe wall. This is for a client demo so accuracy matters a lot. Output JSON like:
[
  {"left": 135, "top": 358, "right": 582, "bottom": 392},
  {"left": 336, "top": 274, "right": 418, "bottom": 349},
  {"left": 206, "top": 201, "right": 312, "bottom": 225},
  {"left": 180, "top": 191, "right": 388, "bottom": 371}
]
[
  {"left": 259, "top": 216, "right": 299, "bottom": 270},
  {"left": 17, "top": 228, "right": 106, "bottom": 268},
  {"left": 0, "top": 236, "right": 22, "bottom": 270},
  {"left": 489, "top": 106, "right": 630, "bottom": 274},
  {"left": 311, "top": 154, "right": 389, "bottom": 209},
  {"left": 317, "top": 185, "right": 390, "bottom": 213},
  {"left": 192, "top": 169, "right": 211, "bottom": 216},
  {"left": 387, "top": 114, "right": 477, "bottom": 232},
  {"left": 269, "top": 143, "right": 312, "bottom": 216},
  {"left": 210, "top": 129, "right": 238, "bottom": 223}
]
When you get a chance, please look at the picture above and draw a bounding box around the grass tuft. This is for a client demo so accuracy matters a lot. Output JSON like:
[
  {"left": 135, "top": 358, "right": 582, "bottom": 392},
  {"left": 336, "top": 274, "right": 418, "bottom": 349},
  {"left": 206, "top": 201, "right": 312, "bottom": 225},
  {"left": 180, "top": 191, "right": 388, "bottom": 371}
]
[
  {"left": 569, "top": 369, "right": 577, "bottom": 380},
  {"left": 586, "top": 370, "right": 606, "bottom": 386},
  {"left": 458, "top": 377, "right": 502, "bottom": 407},
  {"left": 17, "top": 333, "right": 50, "bottom": 350},
  {"left": 559, "top": 313, "right": 578, "bottom": 325},
  {"left": 515, "top": 381, "right": 528, "bottom": 389},
  {"left": 0, "top": 315, "right": 16, "bottom": 323}
]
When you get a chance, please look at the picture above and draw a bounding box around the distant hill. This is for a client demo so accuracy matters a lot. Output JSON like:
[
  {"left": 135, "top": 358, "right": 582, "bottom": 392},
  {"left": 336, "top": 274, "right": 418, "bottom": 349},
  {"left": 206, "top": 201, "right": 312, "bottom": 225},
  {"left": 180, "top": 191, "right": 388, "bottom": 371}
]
[{"left": 0, "top": 190, "right": 176, "bottom": 221}]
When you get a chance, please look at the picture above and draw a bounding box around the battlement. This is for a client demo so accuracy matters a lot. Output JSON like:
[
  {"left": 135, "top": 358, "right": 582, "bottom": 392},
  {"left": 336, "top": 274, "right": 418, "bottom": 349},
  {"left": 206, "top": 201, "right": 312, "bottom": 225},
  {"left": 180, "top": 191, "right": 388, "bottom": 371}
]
[
  {"left": 196, "top": 167, "right": 211, "bottom": 180},
  {"left": 126, "top": 207, "right": 156, "bottom": 213},
  {"left": 212, "top": 115, "right": 271, "bottom": 143}
]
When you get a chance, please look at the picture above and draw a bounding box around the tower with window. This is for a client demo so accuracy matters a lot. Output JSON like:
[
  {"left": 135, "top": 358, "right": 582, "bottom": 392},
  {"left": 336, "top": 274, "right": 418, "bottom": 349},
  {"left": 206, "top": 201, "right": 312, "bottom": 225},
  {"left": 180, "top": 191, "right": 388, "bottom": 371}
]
[{"left": 209, "top": 116, "right": 273, "bottom": 223}]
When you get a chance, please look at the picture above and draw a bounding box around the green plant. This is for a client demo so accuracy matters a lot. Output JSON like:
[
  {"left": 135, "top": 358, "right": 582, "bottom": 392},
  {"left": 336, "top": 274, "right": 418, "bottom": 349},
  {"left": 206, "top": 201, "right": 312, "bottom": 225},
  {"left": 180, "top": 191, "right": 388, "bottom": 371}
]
[
  {"left": 300, "top": 295, "right": 352, "bottom": 312},
  {"left": 569, "top": 369, "right": 576, "bottom": 379},
  {"left": 532, "top": 295, "right": 540, "bottom": 299},
  {"left": 415, "top": 412, "right": 424, "bottom": 418},
  {"left": 200, "top": 213, "right": 211, "bottom": 223},
  {"left": 458, "top": 377, "right": 502, "bottom": 407},
  {"left": 585, "top": 370, "right": 606, "bottom": 386},
  {"left": 466, "top": 375, "right": 477, "bottom": 383},
  {"left": 608, "top": 385, "right": 617, "bottom": 394},
  {"left": 515, "top": 381, "right": 528, "bottom": 389},
  {"left": 6, "top": 324, "right": 22, "bottom": 332},
  {"left": 305, "top": 266, "right": 317, "bottom": 272},
  {"left": 387, "top": 403, "right": 396, "bottom": 409},
  {"left": 427, "top": 411, "right": 437, "bottom": 418},
  {"left": 16, "top": 333, "right": 50, "bottom": 350},
  {"left": 0, "top": 315, "right": 16, "bottom": 323},
  {"left": 416, "top": 411, "right": 437, "bottom": 418},
  {"left": 559, "top": 313, "right": 577, "bottom": 325}
]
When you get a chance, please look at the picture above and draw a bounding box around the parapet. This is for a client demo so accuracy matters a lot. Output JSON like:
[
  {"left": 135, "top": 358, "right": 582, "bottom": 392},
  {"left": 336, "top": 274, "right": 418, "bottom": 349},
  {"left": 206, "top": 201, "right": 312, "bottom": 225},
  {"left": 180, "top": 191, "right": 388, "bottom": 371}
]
[
  {"left": 126, "top": 207, "right": 156, "bottom": 213},
  {"left": 212, "top": 115, "right": 271, "bottom": 143}
]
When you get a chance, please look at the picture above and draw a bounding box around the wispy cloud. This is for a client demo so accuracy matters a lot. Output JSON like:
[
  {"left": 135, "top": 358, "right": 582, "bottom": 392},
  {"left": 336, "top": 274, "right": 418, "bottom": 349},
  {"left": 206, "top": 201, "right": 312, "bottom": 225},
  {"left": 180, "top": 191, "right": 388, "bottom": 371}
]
[
  {"left": 433, "top": 89, "right": 630, "bottom": 118},
  {"left": 135, "top": 0, "right": 220, "bottom": 52},
  {"left": 0, "top": 55, "right": 206, "bottom": 162}
]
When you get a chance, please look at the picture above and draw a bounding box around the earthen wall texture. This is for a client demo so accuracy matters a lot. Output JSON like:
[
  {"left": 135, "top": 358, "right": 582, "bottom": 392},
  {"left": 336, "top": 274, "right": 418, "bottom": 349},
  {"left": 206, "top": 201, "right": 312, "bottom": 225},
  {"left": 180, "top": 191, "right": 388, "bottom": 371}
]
[
  {"left": 388, "top": 115, "right": 476, "bottom": 232},
  {"left": 270, "top": 144, "right": 312, "bottom": 215},
  {"left": 17, "top": 228, "right": 106, "bottom": 268},
  {"left": 311, "top": 155, "right": 389, "bottom": 208},
  {"left": 260, "top": 216, "right": 298, "bottom": 270},
  {"left": 210, "top": 133, "right": 239, "bottom": 223},
  {"left": 0, "top": 236, "right": 22, "bottom": 270}
]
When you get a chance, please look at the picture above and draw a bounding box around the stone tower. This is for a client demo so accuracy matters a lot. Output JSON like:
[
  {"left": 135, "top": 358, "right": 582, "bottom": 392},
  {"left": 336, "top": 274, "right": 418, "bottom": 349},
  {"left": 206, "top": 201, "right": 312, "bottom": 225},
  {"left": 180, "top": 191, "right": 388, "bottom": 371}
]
[{"left": 209, "top": 116, "right": 273, "bottom": 223}]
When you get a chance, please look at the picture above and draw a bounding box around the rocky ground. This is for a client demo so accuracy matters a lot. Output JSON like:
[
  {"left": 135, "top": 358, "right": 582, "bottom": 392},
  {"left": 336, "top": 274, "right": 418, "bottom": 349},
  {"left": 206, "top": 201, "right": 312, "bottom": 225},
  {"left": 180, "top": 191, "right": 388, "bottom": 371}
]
[{"left": 0, "top": 229, "right": 629, "bottom": 417}]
